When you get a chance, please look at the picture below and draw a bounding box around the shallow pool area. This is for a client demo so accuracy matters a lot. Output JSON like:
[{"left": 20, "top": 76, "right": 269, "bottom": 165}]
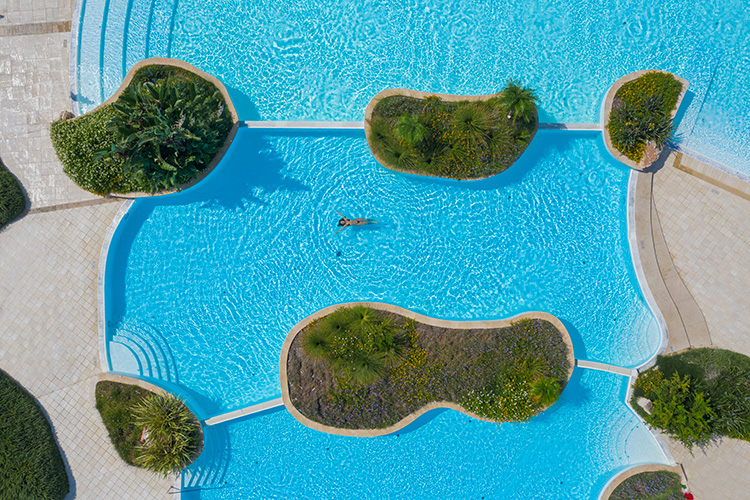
[
  {"left": 105, "top": 129, "right": 660, "bottom": 417},
  {"left": 75, "top": 0, "right": 750, "bottom": 174}
]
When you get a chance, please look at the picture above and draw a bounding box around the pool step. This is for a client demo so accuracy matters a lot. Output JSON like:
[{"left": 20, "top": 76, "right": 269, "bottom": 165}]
[{"left": 110, "top": 320, "right": 180, "bottom": 382}]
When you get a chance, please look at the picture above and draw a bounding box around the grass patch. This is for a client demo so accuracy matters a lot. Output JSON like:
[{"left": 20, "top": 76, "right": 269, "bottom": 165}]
[
  {"left": 51, "top": 64, "right": 233, "bottom": 195},
  {"left": 95, "top": 381, "right": 153, "bottom": 465},
  {"left": 0, "top": 159, "right": 25, "bottom": 229},
  {"left": 286, "top": 307, "right": 570, "bottom": 429},
  {"left": 606, "top": 71, "right": 683, "bottom": 162},
  {"left": 609, "top": 471, "right": 683, "bottom": 500},
  {"left": 368, "top": 81, "right": 537, "bottom": 179},
  {"left": 632, "top": 348, "right": 750, "bottom": 449},
  {"left": 0, "top": 369, "right": 69, "bottom": 500}
]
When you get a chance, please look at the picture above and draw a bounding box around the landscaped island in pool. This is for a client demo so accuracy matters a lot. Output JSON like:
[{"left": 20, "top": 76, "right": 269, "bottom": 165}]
[
  {"left": 365, "top": 83, "right": 538, "bottom": 179},
  {"left": 283, "top": 305, "right": 573, "bottom": 433}
]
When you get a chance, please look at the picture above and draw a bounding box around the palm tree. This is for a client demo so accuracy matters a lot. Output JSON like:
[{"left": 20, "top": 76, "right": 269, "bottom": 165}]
[
  {"left": 531, "top": 376, "right": 561, "bottom": 406},
  {"left": 132, "top": 393, "right": 201, "bottom": 477},
  {"left": 498, "top": 80, "right": 538, "bottom": 123},
  {"left": 395, "top": 114, "right": 428, "bottom": 146},
  {"left": 452, "top": 104, "right": 492, "bottom": 144}
]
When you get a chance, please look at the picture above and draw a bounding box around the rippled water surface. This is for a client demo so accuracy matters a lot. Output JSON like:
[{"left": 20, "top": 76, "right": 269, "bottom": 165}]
[
  {"left": 107, "top": 130, "right": 659, "bottom": 416},
  {"left": 181, "top": 370, "right": 665, "bottom": 499},
  {"left": 77, "top": 0, "right": 750, "bottom": 173}
]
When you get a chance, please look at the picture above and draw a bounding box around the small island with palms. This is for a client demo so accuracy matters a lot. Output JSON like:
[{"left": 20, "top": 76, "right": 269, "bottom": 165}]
[
  {"left": 364, "top": 81, "right": 538, "bottom": 179},
  {"left": 282, "top": 305, "right": 573, "bottom": 435}
]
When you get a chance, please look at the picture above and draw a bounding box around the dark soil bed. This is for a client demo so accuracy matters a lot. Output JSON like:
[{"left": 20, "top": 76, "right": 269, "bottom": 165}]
[{"left": 286, "top": 312, "right": 570, "bottom": 430}]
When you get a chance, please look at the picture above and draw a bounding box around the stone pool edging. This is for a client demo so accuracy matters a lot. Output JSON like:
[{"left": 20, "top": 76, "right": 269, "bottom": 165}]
[
  {"left": 601, "top": 70, "right": 689, "bottom": 170},
  {"left": 279, "top": 302, "right": 575, "bottom": 438},
  {"left": 67, "top": 57, "right": 240, "bottom": 199},
  {"left": 598, "top": 463, "right": 684, "bottom": 500},
  {"left": 97, "top": 199, "right": 133, "bottom": 373},
  {"left": 363, "top": 88, "right": 538, "bottom": 181}
]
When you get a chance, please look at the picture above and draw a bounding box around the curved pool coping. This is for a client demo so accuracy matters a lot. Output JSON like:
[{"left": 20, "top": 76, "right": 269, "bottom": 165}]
[
  {"left": 97, "top": 199, "right": 133, "bottom": 372},
  {"left": 66, "top": 57, "right": 240, "bottom": 199},
  {"left": 601, "top": 70, "right": 689, "bottom": 170},
  {"left": 363, "top": 88, "right": 538, "bottom": 181},
  {"left": 279, "top": 302, "right": 575, "bottom": 438}
]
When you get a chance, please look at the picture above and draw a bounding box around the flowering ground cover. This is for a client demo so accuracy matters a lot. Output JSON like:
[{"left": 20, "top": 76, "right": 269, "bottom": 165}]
[
  {"left": 285, "top": 307, "right": 570, "bottom": 430},
  {"left": 609, "top": 471, "right": 683, "bottom": 500}
]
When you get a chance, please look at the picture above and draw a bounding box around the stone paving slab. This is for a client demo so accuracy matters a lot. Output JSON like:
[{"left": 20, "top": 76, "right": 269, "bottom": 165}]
[
  {"left": 0, "top": 28, "right": 96, "bottom": 208},
  {"left": 652, "top": 156, "right": 750, "bottom": 499},
  {"left": 0, "top": 0, "right": 75, "bottom": 26},
  {"left": 0, "top": 203, "right": 170, "bottom": 499}
]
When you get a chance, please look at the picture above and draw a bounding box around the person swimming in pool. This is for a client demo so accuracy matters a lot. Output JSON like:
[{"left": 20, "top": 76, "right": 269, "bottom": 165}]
[{"left": 335, "top": 210, "right": 377, "bottom": 234}]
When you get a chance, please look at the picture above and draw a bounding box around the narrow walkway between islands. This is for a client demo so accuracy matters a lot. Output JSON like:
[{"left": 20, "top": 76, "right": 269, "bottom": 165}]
[
  {"left": 241, "top": 121, "right": 600, "bottom": 130},
  {"left": 575, "top": 359, "right": 633, "bottom": 377},
  {"left": 204, "top": 398, "right": 284, "bottom": 426}
]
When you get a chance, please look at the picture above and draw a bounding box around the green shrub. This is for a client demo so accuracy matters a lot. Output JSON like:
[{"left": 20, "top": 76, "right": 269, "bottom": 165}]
[
  {"left": 607, "top": 72, "right": 683, "bottom": 162},
  {"left": 632, "top": 348, "right": 750, "bottom": 449},
  {"left": 0, "top": 161, "right": 25, "bottom": 228},
  {"left": 0, "top": 369, "right": 69, "bottom": 500},
  {"left": 51, "top": 64, "right": 233, "bottom": 195},
  {"left": 132, "top": 393, "right": 201, "bottom": 477},
  {"left": 50, "top": 106, "right": 137, "bottom": 195},
  {"left": 100, "top": 73, "right": 232, "bottom": 192},
  {"left": 368, "top": 80, "right": 537, "bottom": 179},
  {"left": 645, "top": 372, "right": 715, "bottom": 449},
  {"left": 609, "top": 471, "right": 683, "bottom": 500}
]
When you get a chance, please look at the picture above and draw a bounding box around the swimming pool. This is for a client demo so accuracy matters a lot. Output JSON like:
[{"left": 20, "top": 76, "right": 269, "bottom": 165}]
[
  {"left": 105, "top": 129, "right": 660, "bottom": 416},
  {"left": 74, "top": 0, "right": 750, "bottom": 175},
  {"left": 100, "top": 128, "right": 667, "bottom": 497}
]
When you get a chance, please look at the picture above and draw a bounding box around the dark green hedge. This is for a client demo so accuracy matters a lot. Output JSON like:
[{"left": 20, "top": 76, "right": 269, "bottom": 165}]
[
  {"left": 0, "top": 160, "right": 25, "bottom": 228},
  {"left": 0, "top": 370, "right": 69, "bottom": 500}
]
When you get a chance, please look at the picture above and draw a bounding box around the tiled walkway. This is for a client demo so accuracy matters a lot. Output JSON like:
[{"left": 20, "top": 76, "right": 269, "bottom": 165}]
[
  {"left": 0, "top": 1, "right": 95, "bottom": 208},
  {"left": 0, "top": 204, "right": 169, "bottom": 499},
  {"left": 652, "top": 158, "right": 750, "bottom": 500}
]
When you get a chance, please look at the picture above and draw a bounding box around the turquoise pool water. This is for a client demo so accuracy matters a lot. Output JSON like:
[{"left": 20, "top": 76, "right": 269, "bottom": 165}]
[
  {"left": 75, "top": 0, "right": 750, "bottom": 174},
  {"left": 181, "top": 370, "right": 665, "bottom": 499},
  {"left": 106, "top": 130, "right": 660, "bottom": 417}
]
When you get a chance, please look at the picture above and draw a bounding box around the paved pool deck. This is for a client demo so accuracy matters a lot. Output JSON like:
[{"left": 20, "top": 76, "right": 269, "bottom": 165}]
[{"left": 0, "top": 3, "right": 749, "bottom": 497}]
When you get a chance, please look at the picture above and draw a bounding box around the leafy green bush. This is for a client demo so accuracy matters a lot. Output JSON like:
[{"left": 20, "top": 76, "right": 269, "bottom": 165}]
[
  {"left": 0, "top": 160, "right": 25, "bottom": 228},
  {"left": 368, "top": 80, "right": 537, "bottom": 179},
  {"left": 95, "top": 381, "right": 153, "bottom": 465},
  {"left": 0, "top": 369, "right": 69, "bottom": 500},
  {"left": 609, "top": 471, "right": 683, "bottom": 500},
  {"left": 607, "top": 72, "right": 683, "bottom": 162},
  {"left": 51, "top": 64, "right": 233, "bottom": 195},
  {"left": 51, "top": 106, "right": 137, "bottom": 195},
  {"left": 632, "top": 348, "right": 750, "bottom": 449},
  {"left": 132, "top": 393, "right": 201, "bottom": 477}
]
